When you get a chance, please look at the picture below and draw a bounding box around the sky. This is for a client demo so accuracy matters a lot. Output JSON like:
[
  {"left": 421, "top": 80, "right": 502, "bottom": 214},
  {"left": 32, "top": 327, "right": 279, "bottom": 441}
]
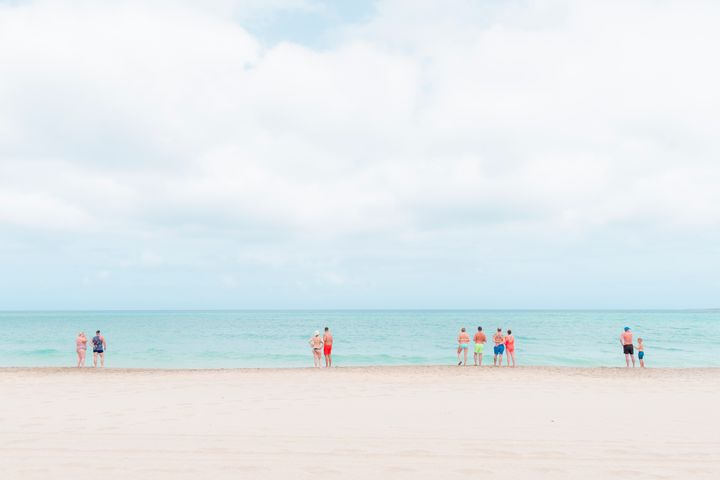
[{"left": 0, "top": 0, "right": 719, "bottom": 309}]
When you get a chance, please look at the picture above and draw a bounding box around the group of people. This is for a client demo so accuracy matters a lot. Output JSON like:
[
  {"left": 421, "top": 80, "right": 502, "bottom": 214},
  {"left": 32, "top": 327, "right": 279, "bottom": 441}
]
[
  {"left": 305, "top": 326, "right": 520, "bottom": 369},
  {"left": 308, "top": 327, "right": 333, "bottom": 368},
  {"left": 620, "top": 326, "right": 646, "bottom": 368},
  {"left": 457, "top": 327, "right": 516, "bottom": 367},
  {"left": 74, "top": 325, "right": 645, "bottom": 369},
  {"left": 75, "top": 330, "right": 107, "bottom": 367}
]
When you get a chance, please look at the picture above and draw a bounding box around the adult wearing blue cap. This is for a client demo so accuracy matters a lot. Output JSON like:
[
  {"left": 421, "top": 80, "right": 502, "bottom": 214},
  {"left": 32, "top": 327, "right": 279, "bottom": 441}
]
[{"left": 619, "top": 327, "right": 635, "bottom": 368}]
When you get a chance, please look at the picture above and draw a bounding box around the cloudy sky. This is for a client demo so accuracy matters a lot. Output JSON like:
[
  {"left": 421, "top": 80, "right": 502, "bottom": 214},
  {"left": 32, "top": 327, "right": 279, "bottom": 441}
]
[{"left": 1, "top": 0, "right": 718, "bottom": 309}]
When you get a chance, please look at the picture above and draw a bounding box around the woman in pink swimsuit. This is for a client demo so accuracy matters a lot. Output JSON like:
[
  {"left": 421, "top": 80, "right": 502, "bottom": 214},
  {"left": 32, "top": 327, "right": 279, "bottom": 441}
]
[
  {"left": 504, "top": 329, "right": 516, "bottom": 367},
  {"left": 308, "top": 331, "right": 324, "bottom": 368},
  {"left": 75, "top": 332, "right": 87, "bottom": 367}
]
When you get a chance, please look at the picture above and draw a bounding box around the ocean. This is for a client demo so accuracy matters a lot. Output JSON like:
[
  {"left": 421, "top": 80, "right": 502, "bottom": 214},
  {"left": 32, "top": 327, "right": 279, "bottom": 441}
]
[{"left": 0, "top": 310, "right": 718, "bottom": 368}]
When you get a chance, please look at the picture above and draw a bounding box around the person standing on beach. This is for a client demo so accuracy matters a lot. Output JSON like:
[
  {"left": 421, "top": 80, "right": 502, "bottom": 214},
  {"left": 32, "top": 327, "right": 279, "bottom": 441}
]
[
  {"left": 457, "top": 327, "right": 470, "bottom": 366},
  {"left": 92, "top": 330, "right": 106, "bottom": 368},
  {"left": 505, "top": 329, "right": 516, "bottom": 367},
  {"left": 309, "top": 331, "right": 324, "bottom": 368},
  {"left": 75, "top": 332, "right": 87, "bottom": 367},
  {"left": 473, "top": 326, "right": 486, "bottom": 366},
  {"left": 323, "top": 327, "right": 333, "bottom": 368},
  {"left": 493, "top": 328, "right": 505, "bottom": 366},
  {"left": 636, "top": 337, "right": 645, "bottom": 368},
  {"left": 620, "top": 327, "right": 635, "bottom": 367}
]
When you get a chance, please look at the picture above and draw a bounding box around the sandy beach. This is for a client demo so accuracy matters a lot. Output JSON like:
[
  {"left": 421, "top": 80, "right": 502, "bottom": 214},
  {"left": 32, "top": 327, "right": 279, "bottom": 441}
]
[{"left": 1, "top": 366, "right": 718, "bottom": 479}]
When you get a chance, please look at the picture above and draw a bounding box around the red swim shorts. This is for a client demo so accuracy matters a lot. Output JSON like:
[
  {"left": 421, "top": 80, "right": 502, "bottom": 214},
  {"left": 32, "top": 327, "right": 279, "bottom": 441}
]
[{"left": 324, "top": 344, "right": 332, "bottom": 355}]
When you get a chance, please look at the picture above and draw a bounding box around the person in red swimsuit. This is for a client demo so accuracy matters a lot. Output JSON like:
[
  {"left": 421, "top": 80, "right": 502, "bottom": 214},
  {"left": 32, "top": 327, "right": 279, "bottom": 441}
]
[
  {"left": 504, "top": 329, "right": 516, "bottom": 367},
  {"left": 323, "top": 327, "right": 333, "bottom": 368}
]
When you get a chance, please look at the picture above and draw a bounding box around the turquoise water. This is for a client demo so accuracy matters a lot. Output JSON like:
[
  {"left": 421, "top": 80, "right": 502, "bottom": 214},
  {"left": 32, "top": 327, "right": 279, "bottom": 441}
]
[{"left": 0, "top": 310, "right": 718, "bottom": 368}]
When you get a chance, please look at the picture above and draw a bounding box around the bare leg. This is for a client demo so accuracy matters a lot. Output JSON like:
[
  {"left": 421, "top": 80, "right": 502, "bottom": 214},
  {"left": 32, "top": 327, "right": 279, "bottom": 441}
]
[
  {"left": 93, "top": 352, "right": 98, "bottom": 367},
  {"left": 324, "top": 354, "right": 329, "bottom": 368},
  {"left": 473, "top": 352, "right": 478, "bottom": 366},
  {"left": 463, "top": 348, "right": 468, "bottom": 365},
  {"left": 498, "top": 354, "right": 503, "bottom": 366},
  {"left": 631, "top": 355, "right": 635, "bottom": 368},
  {"left": 510, "top": 351, "right": 516, "bottom": 367},
  {"left": 457, "top": 347, "right": 462, "bottom": 366},
  {"left": 99, "top": 352, "right": 105, "bottom": 367},
  {"left": 328, "top": 353, "right": 332, "bottom": 367},
  {"left": 76, "top": 350, "right": 82, "bottom": 367},
  {"left": 625, "top": 354, "right": 630, "bottom": 367},
  {"left": 479, "top": 351, "right": 483, "bottom": 366},
  {"left": 640, "top": 358, "right": 645, "bottom": 368}
]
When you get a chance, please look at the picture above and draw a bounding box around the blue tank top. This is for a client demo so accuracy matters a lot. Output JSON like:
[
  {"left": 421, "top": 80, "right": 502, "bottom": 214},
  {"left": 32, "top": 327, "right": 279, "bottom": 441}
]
[{"left": 92, "top": 336, "right": 103, "bottom": 350}]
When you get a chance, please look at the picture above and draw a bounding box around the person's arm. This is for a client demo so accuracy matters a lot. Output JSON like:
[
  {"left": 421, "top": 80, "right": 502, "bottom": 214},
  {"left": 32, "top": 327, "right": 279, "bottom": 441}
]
[{"left": 103, "top": 337, "right": 107, "bottom": 350}]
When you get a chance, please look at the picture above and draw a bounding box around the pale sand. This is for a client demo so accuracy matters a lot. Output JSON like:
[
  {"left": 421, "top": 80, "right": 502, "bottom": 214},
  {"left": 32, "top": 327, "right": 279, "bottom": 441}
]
[{"left": 1, "top": 366, "right": 718, "bottom": 479}]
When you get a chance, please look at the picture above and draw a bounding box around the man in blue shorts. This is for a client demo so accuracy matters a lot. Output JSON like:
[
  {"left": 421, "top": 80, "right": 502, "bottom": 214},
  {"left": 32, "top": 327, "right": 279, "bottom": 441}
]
[{"left": 493, "top": 328, "right": 505, "bottom": 367}]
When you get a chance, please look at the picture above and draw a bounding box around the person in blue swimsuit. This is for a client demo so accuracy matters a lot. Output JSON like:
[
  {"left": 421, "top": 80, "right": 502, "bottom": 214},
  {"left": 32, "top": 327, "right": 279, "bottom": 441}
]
[
  {"left": 636, "top": 337, "right": 645, "bottom": 368},
  {"left": 457, "top": 328, "right": 470, "bottom": 366},
  {"left": 92, "top": 330, "right": 107, "bottom": 368}
]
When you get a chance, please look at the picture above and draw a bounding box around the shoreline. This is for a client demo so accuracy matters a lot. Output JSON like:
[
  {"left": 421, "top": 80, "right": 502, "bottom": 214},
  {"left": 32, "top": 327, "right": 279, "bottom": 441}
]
[{"left": 2, "top": 364, "right": 719, "bottom": 375}]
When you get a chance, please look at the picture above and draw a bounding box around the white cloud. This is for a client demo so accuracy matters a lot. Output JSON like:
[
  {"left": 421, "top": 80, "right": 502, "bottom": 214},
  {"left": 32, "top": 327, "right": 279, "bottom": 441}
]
[
  {"left": 0, "top": 188, "right": 91, "bottom": 229},
  {"left": 0, "top": 0, "right": 719, "bottom": 308}
]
